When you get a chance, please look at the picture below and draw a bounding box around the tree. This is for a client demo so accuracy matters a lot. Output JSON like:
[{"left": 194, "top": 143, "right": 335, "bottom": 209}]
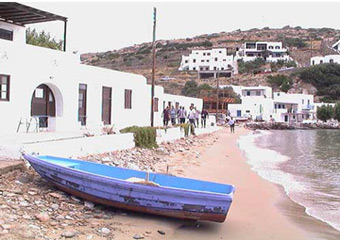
[
  {"left": 26, "top": 28, "right": 63, "bottom": 51},
  {"left": 317, "top": 105, "right": 334, "bottom": 122},
  {"left": 261, "top": 50, "right": 271, "bottom": 61},
  {"left": 181, "top": 80, "right": 198, "bottom": 97},
  {"left": 197, "top": 83, "right": 213, "bottom": 97},
  {"left": 238, "top": 58, "right": 266, "bottom": 74}
]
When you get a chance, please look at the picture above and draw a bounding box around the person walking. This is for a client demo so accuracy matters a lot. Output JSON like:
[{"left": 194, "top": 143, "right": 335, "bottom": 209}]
[
  {"left": 162, "top": 106, "right": 170, "bottom": 127},
  {"left": 179, "top": 107, "right": 187, "bottom": 124},
  {"left": 169, "top": 106, "right": 177, "bottom": 125},
  {"left": 229, "top": 117, "right": 235, "bottom": 133},
  {"left": 201, "top": 109, "right": 209, "bottom": 128},
  {"left": 194, "top": 107, "right": 200, "bottom": 128},
  {"left": 188, "top": 106, "right": 196, "bottom": 127}
]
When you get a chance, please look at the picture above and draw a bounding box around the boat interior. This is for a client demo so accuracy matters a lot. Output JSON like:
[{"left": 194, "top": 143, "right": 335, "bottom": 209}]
[{"left": 36, "top": 155, "right": 235, "bottom": 195}]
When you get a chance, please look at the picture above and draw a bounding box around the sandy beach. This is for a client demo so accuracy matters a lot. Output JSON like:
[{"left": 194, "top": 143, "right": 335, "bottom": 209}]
[
  {"left": 110, "top": 127, "right": 336, "bottom": 240},
  {"left": 2, "top": 127, "right": 340, "bottom": 240},
  {"left": 156, "top": 127, "right": 309, "bottom": 240},
  {"left": 111, "top": 127, "right": 340, "bottom": 240}
]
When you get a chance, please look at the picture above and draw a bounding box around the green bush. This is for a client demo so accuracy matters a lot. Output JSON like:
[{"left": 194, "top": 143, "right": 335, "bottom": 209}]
[
  {"left": 334, "top": 104, "right": 340, "bottom": 121},
  {"left": 281, "top": 37, "right": 307, "bottom": 49},
  {"left": 120, "top": 126, "right": 158, "bottom": 148},
  {"left": 271, "top": 60, "right": 296, "bottom": 72},
  {"left": 319, "top": 96, "right": 336, "bottom": 103},
  {"left": 137, "top": 46, "right": 152, "bottom": 55},
  {"left": 178, "top": 123, "right": 195, "bottom": 137},
  {"left": 297, "top": 63, "right": 340, "bottom": 100},
  {"left": 181, "top": 80, "right": 199, "bottom": 97},
  {"left": 267, "top": 74, "right": 293, "bottom": 92},
  {"left": 26, "top": 28, "right": 63, "bottom": 50},
  {"left": 158, "top": 40, "right": 213, "bottom": 52},
  {"left": 317, "top": 105, "right": 334, "bottom": 122},
  {"left": 238, "top": 58, "right": 266, "bottom": 74},
  {"left": 285, "top": 61, "right": 297, "bottom": 68}
]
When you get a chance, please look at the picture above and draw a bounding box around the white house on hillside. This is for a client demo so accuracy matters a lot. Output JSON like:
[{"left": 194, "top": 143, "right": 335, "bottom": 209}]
[
  {"left": 178, "top": 48, "right": 237, "bottom": 78},
  {"left": 310, "top": 55, "right": 340, "bottom": 65},
  {"left": 236, "top": 42, "right": 291, "bottom": 62},
  {"left": 0, "top": 3, "right": 202, "bottom": 135}
]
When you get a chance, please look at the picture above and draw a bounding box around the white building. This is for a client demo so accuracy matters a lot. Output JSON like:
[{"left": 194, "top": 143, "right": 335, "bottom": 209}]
[
  {"left": 226, "top": 85, "right": 274, "bottom": 121},
  {"left": 223, "top": 84, "right": 316, "bottom": 123},
  {"left": 236, "top": 42, "right": 291, "bottom": 62},
  {"left": 332, "top": 40, "right": 340, "bottom": 53},
  {"left": 271, "top": 92, "right": 315, "bottom": 122},
  {"left": 0, "top": 3, "right": 202, "bottom": 136},
  {"left": 310, "top": 55, "right": 340, "bottom": 65},
  {"left": 178, "top": 48, "right": 237, "bottom": 78}
]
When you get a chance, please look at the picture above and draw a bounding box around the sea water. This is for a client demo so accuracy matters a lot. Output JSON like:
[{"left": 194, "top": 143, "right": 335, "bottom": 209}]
[{"left": 238, "top": 130, "right": 340, "bottom": 232}]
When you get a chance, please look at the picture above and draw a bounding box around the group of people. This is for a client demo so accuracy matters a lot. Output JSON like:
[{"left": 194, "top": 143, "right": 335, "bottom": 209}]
[{"left": 162, "top": 105, "right": 209, "bottom": 128}]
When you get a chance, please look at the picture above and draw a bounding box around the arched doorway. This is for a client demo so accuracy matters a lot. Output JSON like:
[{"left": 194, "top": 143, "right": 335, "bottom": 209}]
[{"left": 31, "top": 84, "right": 56, "bottom": 128}]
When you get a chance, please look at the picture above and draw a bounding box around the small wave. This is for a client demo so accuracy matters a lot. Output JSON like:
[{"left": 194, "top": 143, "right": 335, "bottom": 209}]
[{"left": 237, "top": 130, "right": 340, "bottom": 232}]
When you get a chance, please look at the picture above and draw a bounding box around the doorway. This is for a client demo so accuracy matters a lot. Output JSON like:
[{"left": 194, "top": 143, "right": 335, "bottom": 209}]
[
  {"left": 102, "top": 86, "right": 112, "bottom": 125},
  {"left": 78, "top": 84, "right": 87, "bottom": 126},
  {"left": 31, "top": 84, "right": 56, "bottom": 128}
]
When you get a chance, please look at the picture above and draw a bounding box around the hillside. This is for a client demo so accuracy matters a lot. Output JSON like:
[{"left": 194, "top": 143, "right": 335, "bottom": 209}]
[{"left": 80, "top": 26, "right": 340, "bottom": 96}]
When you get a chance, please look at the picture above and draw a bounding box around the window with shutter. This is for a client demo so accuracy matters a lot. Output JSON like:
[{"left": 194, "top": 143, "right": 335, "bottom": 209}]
[{"left": 0, "top": 74, "right": 10, "bottom": 101}]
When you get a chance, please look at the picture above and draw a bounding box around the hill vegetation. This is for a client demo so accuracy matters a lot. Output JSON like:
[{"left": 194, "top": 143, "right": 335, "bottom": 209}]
[
  {"left": 267, "top": 74, "right": 293, "bottom": 92},
  {"left": 295, "top": 63, "right": 340, "bottom": 101},
  {"left": 81, "top": 26, "right": 340, "bottom": 98}
]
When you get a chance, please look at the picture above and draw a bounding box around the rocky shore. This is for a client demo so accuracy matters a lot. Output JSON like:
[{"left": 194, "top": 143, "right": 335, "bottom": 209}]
[
  {"left": 0, "top": 133, "right": 217, "bottom": 240},
  {"left": 245, "top": 121, "right": 340, "bottom": 130}
]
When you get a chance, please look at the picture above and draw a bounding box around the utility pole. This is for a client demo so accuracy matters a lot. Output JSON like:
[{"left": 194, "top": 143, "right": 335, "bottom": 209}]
[
  {"left": 216, "top": 70, "right": 220, "bottom": 118},
  {"left": 150, "top": 7, "right": 157, "bottom": 127},
  {"left": 310, "top": 39, "right": 313, "bottom": 65}
]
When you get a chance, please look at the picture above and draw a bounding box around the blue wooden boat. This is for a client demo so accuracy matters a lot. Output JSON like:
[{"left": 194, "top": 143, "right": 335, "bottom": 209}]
[{"left": 23, "top": 154, "right": 235, "bottom": 222}]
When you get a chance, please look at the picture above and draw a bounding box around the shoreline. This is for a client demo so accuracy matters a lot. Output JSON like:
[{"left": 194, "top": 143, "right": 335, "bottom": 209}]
[
  {"left": 163, "top": 127, "right": 308, "bottom": 240},
  {"left": 1, "top": 127, "right": 339, "bottom": 239},
  {"left": 238, "top": 128, "right": 340, "bottom": 240},
  {"left": 245, "top": 121, "right": 340, "bottom": 130}
]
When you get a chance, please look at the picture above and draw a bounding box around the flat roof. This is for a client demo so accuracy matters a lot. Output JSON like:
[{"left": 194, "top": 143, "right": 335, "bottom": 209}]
[
  {"left": 203, "top": 97, "right": 235, "bottom": 103},
  {"left": 0, "top": 2, "right": 67, "bottom": 26}
]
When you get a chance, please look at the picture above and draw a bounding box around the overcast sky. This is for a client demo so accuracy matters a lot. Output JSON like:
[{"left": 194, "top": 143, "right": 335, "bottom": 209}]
[{"left": 26, "top": 2, "right": 340, "bottom": 54}]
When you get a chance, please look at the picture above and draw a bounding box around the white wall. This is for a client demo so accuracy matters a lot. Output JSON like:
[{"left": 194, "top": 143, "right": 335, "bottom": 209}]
[
  {"left": 0, "top": 22, "right": 26, "bottom": 44},
  {"left": 0, "top": 25, "right": 202, "bottom": 135},
  {"left": 310, "top": 55, "right": 340, "bottom": 65},
  {"left": 227, "top": 87, "right": 315, "bottom": 122},
  {"left": 273, "top": 92, "right": 314, "bottom": 112},
  {"left": 228, "top": 97, "right": 273, "bottom": 121},
  {"left": 236, "top": 41, "right": 291, "bottom": 63},
  {"left": 310, "top": 56, "right": 325, "bottom": 65}
]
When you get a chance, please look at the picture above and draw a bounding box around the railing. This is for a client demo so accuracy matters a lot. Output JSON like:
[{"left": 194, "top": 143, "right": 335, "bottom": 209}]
[{"left": 306, "top": 104, "right": 314, "bottom": 110}]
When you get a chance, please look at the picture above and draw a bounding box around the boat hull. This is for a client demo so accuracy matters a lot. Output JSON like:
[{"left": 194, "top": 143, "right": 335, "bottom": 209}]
[{"left": 24, "top": 154, "right": 234, "bottom": 222}]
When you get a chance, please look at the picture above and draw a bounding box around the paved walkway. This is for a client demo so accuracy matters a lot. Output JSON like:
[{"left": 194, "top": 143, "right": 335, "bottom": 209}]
[
  {"left": 0, "top": 131, "right": 86, "bottom": 159},
  {"left": 0, "top": 126, "right": 221, "bottom": 159}
]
